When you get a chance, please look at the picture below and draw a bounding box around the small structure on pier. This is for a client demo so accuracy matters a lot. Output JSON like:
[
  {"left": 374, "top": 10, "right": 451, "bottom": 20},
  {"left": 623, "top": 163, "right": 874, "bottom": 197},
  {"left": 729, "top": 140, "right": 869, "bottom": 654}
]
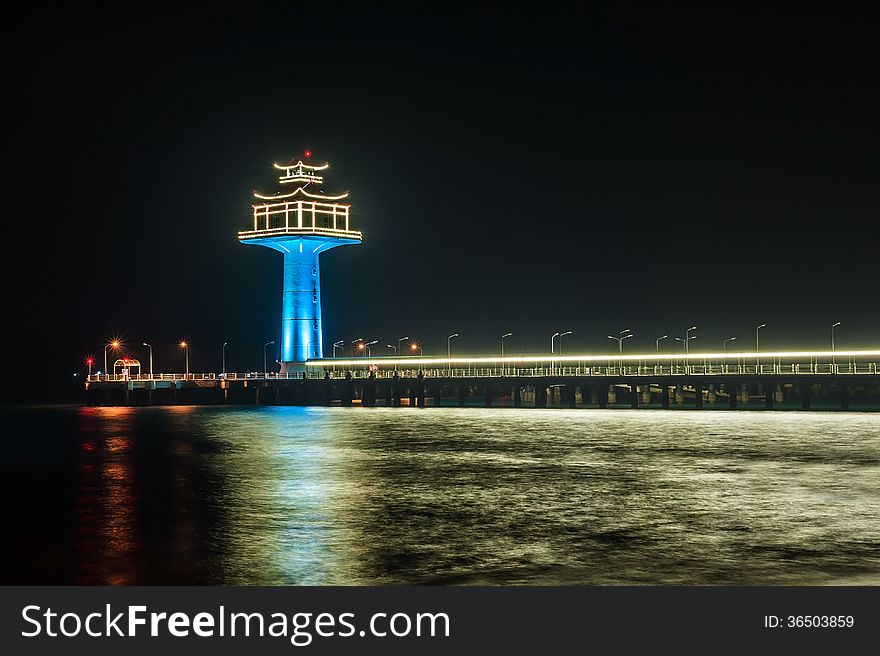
[
  {"left": 239, "top": 152, "right": 362, "bottom": 372},
  {"left": 113, "top": 357, "right": 141, "bottom": 379}
]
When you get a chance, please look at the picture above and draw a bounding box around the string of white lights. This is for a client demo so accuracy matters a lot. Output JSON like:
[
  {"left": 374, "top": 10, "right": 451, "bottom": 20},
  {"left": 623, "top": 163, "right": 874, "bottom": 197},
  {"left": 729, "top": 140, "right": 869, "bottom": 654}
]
[{"left": 310, "top": 350, "right": 880, "bottom": 367}]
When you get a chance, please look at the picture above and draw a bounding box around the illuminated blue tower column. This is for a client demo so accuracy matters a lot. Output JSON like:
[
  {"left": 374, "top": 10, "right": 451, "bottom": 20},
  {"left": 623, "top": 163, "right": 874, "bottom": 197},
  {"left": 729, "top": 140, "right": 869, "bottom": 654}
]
[{"left": 239, "top": 156, "right": 361, "bottom": 373}]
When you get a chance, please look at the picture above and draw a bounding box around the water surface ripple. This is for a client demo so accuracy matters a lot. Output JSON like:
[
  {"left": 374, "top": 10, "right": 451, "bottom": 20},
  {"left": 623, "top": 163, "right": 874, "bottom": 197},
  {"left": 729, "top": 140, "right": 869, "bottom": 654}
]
[{"left": 2, "top": 405, "right": 878, "bottom": 585}]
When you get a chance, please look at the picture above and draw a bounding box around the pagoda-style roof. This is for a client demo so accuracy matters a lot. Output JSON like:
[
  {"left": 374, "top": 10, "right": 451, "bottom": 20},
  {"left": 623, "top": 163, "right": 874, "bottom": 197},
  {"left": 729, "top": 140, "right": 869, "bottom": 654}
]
[
  {"left": 273, "top": 160, "right": 329, "bottom": 185},
  {"left": 240, "top": 156, "right": 361, "bottom": 243},
  {"left": 273, "top": 161, "right": 329, "bottom": 172},
  {"left": 253, "top": 187, "right": 350, "bottom": 202}
]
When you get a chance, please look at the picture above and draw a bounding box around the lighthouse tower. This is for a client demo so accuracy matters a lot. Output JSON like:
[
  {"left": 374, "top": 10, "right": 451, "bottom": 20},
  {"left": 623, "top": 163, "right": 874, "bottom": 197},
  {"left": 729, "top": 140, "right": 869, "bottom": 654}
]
[{"left": 239, "top": 154, "right": 361, "bottom": 373}]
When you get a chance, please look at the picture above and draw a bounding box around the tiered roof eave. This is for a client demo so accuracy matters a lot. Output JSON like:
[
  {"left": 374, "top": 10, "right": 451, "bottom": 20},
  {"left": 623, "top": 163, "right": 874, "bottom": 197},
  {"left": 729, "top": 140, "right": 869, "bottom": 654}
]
[{"left": 253, "top": 187, "right": 350, "bottom": 203}]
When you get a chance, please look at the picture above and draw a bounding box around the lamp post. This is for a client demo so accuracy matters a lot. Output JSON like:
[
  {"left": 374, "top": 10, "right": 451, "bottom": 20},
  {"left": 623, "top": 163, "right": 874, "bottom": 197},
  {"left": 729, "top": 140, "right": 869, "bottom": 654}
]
[
  {"left": 364, "top": 340, "right": 379, "bottom": 357},
  {"left": 501, "top": 333, "right": 512, "bottom": 358},
  {"left": 143, "top": 342, "right": 153, "bottom": 378},
  {"left": 831, "top": 321, "right": 841, "bottom": 370},
  {"left": 179, "top": 341, "right": 189, "bottom": 378},
  {"left": 398, "top": 336, "right": 410, "bottom": 354},
  {"left": 352, "top": 338, "right": 363, "bottom": 357},
  {"left": 607, "top": 330, "right": 633, "bottom": 373},
  {"left": 674, "top": 335, "right": 695, "bottom": 372},
  {"left": 685, "top": 326, "right": 696, "bottom": 354},
  {"left": 607, "top": 330, "right": 633, "bottom": 354},
  {"left": 551, "top": 332, "right": 560, "bottom": 354},
  {"left": 263, "top": 341, "right": 274, "bottom": 377},
  {"left": 333, "top": 340, "right": 344, "bottom": 358},
  {"left": 558, "top": 331, "right": 572, "bottom": 356},
  {"left": 447, "top": 333, "right": 459, "bottom": 372},
  {"left": 721, "top": 337, "right": 736, "bottom": 373},
  {"left": 410, "top": 343, "right": 422, "bottom": 356},
  {"left": 501, "top": 332, "right": 512, "bottom": 376},
  {"left": 86, "top": 357, "right": 94, "bottom": 377},
  {"left": 755, "top": 323, "right": 766, "bottom": 373},
  {"left": 656, "top": 335, "right": 668, "bottom": 352},
  {"left": 221, "top": 342, "right": 228, "bottom": 375},
  {"left": 104, "top": 340, "right": 120, "bottom": 378},
  {"left": 387, "top": 344, "right": 397, "bottom": 355},
  {"left": 447, "top": 333, "right": 459, "bottom": 358}
]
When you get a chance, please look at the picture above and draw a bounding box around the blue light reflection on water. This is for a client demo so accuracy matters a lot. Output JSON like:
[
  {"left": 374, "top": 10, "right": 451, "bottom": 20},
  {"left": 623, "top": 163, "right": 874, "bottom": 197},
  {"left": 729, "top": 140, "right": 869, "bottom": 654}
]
[{"left": 1, "top": 405, "right": 879, "bottom": 585}]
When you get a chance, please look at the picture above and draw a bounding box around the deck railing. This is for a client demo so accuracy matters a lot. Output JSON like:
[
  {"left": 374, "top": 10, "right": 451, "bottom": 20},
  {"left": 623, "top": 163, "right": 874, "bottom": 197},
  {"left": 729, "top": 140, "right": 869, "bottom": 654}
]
[
  {"left": 239, "top": 200, "right": 361, "bottom": 240},
  {"left": 86, "top": 360, "right": 880, "bottom": 383}
]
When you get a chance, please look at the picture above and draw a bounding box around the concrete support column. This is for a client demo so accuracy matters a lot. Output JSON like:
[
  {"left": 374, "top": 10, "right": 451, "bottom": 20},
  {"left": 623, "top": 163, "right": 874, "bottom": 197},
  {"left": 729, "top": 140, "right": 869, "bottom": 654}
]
[
  {"left": 597, "top": 385, "right": 607, "bottom": 409},
  {"left": 566, "top": 384, "right": 576, "bottom": 409},
  {"left": 457, "top": 385, "right": 466, "bottom": 407},
  {"left": 322, "top": 373, "right": 331, "bottom": 406},
  {"left": 630, "top": 384, "right": 639, "bottom": 409},
  {"left": 364, "top": 373, "right": 377, "bottom": 407},
  {"left": 694, "top": 383, "right": 703, "bottom": 409},
  {"left": 801, "top": 382, "right": 811, "bottom": 410},
  {"left": 484, "top": 383, "right": 493, "bottom": 407},
  {"left": 513, "top": 384, "right": 522, "bottom": 408},
  {"left": 341, "top": 372, "right": 353, "bottom": 407},
  {"left": 417, "top": 373, "right": 426, "bottom": 407},
  {"left": 392, "top": 374, "right": 401, "bottom": 407},
  {"left": 662, "top": 384, "right": 671, "bottom": 409},
  {"left": 728, "top": 383, "right": 738, "bottom": 409},
  {"left": 764, "top": 382, "right": 774, "bottom": 410},
  {"left": 535, "top": 383, "right": 547, "bottom": 409}
]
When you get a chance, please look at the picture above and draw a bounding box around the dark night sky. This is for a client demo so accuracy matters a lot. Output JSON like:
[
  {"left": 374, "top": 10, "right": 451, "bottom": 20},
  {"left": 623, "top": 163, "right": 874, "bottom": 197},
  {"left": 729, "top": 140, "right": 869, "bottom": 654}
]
[{"left": 2, "top": 3, "right": 878, "bottom": 397}]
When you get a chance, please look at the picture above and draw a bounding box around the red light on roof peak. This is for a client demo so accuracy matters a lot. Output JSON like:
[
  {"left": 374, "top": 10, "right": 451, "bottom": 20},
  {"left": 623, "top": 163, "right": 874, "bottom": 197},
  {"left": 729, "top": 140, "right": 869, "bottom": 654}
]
[{"left": 304, "top": 149, "right": 312, "bottom": 158}]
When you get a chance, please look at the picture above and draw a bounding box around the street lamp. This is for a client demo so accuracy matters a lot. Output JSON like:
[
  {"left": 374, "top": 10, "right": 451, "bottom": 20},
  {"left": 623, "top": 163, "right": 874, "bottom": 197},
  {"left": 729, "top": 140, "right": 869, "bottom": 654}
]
[
  {"left": 447, "top": 333, "right": 459, "bottom": 358},
  {"left": 398, "top": 336, "right": 410, "bottom": 354},
  {"left": 608, "top": 330, "right": 633, "bottom": 372},
  {"left": 447, "top": 333, "right": 459, "bottom": 372},
  {"left": 656, "top": 335, "right": 668, "bottom": 351},
  {"left": 551, "top": 332, "right": 560, "bottom": 354},
  {"left": 179, "top": 341, "right": 189, "bottom": 378},
  {"left": 831, "top": 322, "right": 841, "bottom": 369},
  {"left": 387, "top": 344, "right": 397, "bottom": 355},
  {"left": 410, "top": 343, "right": 423, "bottom": 356},
  {"left": 352, "top": 338, "right": 363, "bottom": 357},
  {"left": 221, "top": 342, "right": 228, "bottom": 375},
  {"left": 501, "top": 332, "right": 512, "bottom": 375},
  {"left": 501, "top": 332, "right": 512, "bottom": 358},
  {"left": 723, "top": 337, "right": 737, "bottom": 350},
  {"left": 607, "top": 330, "right": 633, "bottom": 354},
  {"left": 333, "top": 340, "right": 344, "bottom": 358},
  {"left": 86, "top": 357, "right": 94, "bottom": 377},
  {"left": 104, "top": 340, "right": 120, "bottom": 377},
  {"left": 364, "top": 340, "right": 379, "bottom": 357},
  {"left": 143, "top": 342, "right": 153, "bottom": 378},
  {"left": 685, "top": 326, "right": 696, "bottom": 354},
  {"left": 263, "top": 341, "right": 274, "bottom": 376},
  {"left": 674, "top": 335, "right": 695, "bottom": 371},
  {"left": 558, "top": 331, "right": 572, "bottom": 356},
  {"left": 755, "top": 323, "right": 766, "bottom": 372}
]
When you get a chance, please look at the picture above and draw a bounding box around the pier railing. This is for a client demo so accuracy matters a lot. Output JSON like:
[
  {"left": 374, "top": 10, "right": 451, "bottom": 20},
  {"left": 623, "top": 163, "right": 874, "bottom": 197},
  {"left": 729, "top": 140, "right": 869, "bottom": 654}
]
[{"left": 86, "top": 359, "right": 880, "bottom": 383}]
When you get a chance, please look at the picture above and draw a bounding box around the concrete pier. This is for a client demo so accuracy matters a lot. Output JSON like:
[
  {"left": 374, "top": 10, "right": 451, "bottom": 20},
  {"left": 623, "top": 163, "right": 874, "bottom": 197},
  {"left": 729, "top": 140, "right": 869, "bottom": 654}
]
[{"left": 84, "top": 371, "right": 880, "bottom": 411}]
